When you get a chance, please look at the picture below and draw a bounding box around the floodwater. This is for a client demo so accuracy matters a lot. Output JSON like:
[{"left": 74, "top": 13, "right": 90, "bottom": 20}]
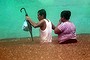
[{"left": 0, "top": 35, "right": 90, "bottom": 60}]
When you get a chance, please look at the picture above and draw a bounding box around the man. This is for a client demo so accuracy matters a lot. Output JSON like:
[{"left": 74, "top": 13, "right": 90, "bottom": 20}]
[{"left": 26, "top": 9, "right": 55, "bottom": 43}]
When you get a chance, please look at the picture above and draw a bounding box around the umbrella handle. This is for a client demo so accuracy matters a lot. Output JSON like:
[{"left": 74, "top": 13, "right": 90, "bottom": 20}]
[{"left": 20, "top": 8, "right": 28, "bottom": 16}]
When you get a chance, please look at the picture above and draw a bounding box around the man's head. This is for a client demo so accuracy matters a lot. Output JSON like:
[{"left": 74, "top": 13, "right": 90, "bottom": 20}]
[
  {"left": 37, "top": 9, "right": 46, "bottom": 20},
  {"left": 60, "top": 10, "right": 71, "bottom": 22}
]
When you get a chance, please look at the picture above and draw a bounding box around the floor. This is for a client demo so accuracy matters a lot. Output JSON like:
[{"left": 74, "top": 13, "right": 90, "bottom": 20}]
[{"left": 0, "top": 35, "right": 90, "bottom": 60}]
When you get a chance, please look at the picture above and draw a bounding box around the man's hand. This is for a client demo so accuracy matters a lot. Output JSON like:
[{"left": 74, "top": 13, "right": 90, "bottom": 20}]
[{"left": 26, "top": 16, "right": 30, "bottom": 21}]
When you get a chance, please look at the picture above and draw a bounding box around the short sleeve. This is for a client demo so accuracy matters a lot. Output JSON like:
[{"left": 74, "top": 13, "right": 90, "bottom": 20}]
[{"left": 57, "top": 23, "right": 65, "bottom": 32}]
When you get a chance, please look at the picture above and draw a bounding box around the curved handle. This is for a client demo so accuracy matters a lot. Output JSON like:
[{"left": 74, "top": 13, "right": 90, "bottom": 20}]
[{"left": 20, "top": 8, "right": 28, "bottom": 16}]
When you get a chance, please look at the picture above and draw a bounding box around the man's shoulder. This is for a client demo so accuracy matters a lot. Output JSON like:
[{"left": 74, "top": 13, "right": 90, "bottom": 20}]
[{"left": 39, "top": 19, "right": 46, "bottom": 24}]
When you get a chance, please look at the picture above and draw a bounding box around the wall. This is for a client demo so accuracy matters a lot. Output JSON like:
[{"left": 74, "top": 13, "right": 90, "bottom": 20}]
[{"left": 0, "top": 0, "right": 90, "bottom": 39}]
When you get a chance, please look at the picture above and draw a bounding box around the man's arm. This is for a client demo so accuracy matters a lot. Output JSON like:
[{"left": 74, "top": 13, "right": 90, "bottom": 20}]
[
  {"left": 54, "top": 22, "right": 62, "bottom": 34},
  {"left": 51, "top": 22, "right": 62, "bottom": 34},
  {"left": 54, "top": 27, "right": 62, "bottom": 34},
  {"left": 51, "top": 22, "right": 55, "bottom": 30},
  {"left": 26, "top": 16, "right": 44, "bottom": 28}
]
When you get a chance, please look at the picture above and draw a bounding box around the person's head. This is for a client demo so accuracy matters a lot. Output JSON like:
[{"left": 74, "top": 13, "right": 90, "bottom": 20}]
[
  {"left": 60, "top": 10, "right": 71, "bottom": 22},
  {"left": 37, "top": 9, "right": 46, "bottom": 21}
]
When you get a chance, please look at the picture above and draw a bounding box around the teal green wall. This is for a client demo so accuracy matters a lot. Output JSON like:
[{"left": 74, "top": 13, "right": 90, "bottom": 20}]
[{"left": 0, "top": 0, "right": 90, "bottom": 39}]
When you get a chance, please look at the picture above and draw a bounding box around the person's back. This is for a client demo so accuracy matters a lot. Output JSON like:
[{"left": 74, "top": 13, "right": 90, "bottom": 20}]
[
  {"left": 57, "top": 21, "right": 76, "bottom": 43},
  {"left": 40, "top": 19, "right": 52, "bottom": 43}
]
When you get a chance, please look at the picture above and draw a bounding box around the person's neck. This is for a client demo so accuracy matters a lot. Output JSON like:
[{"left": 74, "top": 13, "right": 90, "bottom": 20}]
[
  {"left": 63, "top": 20, "right": 69, "bottom": 22},
  {"left": 39, "top": 18, "right": 45, "bottom": 21}
]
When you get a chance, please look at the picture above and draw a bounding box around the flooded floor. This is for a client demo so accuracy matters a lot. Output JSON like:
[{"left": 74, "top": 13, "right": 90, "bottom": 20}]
[{"left": 0, "top": 35, "right": 90, "bottom": 60}]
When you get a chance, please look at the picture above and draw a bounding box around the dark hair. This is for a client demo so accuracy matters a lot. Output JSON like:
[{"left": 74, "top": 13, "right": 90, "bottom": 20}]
[
  {"left": 38, "top": 9, "right": 46, "bottom": 18},
  {"left": 61, "top": 10, "right": 71, "bottom": 20}
]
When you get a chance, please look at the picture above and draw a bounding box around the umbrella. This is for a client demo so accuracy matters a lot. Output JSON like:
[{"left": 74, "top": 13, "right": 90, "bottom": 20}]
[{"left": 20, "top": 8, "right": 33, "bottom": 41}]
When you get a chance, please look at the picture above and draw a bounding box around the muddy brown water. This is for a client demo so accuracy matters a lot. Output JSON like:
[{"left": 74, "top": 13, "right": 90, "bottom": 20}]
[{"left": 0, "top": 35, "right": 90, "bottom": 60}]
